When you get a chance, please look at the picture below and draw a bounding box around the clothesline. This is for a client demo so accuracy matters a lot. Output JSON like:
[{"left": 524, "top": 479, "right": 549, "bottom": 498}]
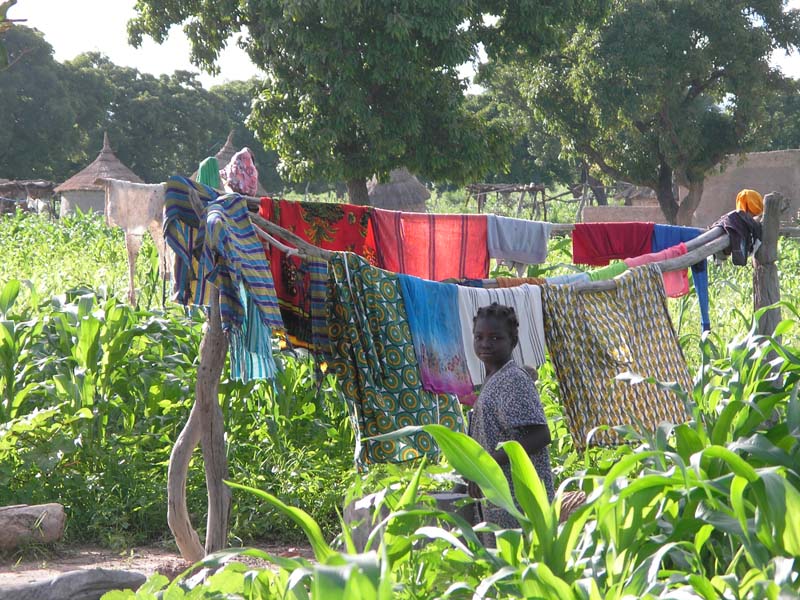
[{"left": 249, "top": 210, "right": 731, "bottom": 293}]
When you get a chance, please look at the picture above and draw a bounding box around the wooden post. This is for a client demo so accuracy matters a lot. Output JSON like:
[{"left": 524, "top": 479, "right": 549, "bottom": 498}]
[
  {"left": 167, "top": 292, "right": 230, "bottom": 561},
  {"left": 753, "top": 192, "right": 788, "bottom": 338}
]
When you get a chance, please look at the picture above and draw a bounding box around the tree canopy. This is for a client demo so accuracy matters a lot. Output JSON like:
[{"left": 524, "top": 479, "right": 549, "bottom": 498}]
[
  {"left": 500, "top": 0, "right": 800, "bottom": 224},
  {"left": 129, "top": 1, "right": 563, "bottom": 202}
]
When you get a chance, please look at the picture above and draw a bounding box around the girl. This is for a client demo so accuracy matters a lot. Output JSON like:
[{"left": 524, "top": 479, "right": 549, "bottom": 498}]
[{"left": 468, "top": 302, "right": 555, "bottom": 529}]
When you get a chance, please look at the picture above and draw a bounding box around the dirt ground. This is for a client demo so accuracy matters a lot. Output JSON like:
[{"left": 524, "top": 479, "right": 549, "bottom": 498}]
[{"left": 0, "top": 541, "right": 315, "bottom": 587}]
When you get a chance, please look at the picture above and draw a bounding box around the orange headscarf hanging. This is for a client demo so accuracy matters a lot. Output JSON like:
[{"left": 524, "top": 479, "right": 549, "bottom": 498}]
[{"left": 736, "top": 189, "right": 763, "bottom": 216}]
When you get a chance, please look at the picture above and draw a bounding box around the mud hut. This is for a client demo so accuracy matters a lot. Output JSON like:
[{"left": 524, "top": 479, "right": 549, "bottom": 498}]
[
  {"left": 0, "top": 179, "right": 56, "bottom": 214},
  {"left": 55, "top": 133, "right": 143, "bottom": 217},
  {"left": 367, "top": 168, "right": 429, "bottom": 212},
  {"left": 192, "top": 131, "right": 269, "bottom": 196}
]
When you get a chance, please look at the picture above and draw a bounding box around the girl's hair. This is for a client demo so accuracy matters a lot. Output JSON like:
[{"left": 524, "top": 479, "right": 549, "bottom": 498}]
[{"left": 474, "top": 302, "right": 519, "bottom": 340}]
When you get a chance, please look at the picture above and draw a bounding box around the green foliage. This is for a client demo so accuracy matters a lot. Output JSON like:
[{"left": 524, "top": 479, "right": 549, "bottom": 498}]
[
  {"left": 129, "top": 0, "right": 514, "bottom": 191},
  {"left": 114, "top": 324, "right": 800, "bottom": 598},
  {"left": 502, "top": 0, "right": 800, "bottom": 223}
]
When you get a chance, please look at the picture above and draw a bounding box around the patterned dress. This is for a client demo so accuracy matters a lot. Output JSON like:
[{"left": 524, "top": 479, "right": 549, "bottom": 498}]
[{"left": 470, "top": 360, "right": 555, "bottom": 529}]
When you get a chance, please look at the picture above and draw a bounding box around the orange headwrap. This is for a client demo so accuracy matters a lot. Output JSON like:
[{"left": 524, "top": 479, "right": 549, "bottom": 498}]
[{"left": 736, "top": 189, "right": 763, "bottom": 216}]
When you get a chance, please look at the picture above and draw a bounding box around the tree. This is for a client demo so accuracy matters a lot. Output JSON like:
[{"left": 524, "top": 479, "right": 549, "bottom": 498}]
[
  {"left": 0, "top": 26, "right": 83, "bottom": 180},
  {"left": 752, "top": 75, "right": 800, "bottom": 151},
  {"left": 506, "top": 0, "right": 800, "bottom": 224},
  {"left": 128, "top": 1, "right": 519, "bottom": 204}
]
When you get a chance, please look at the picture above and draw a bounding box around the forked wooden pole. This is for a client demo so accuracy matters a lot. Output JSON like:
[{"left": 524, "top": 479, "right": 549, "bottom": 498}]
[
  {"left": 167, "top": 291, "right": 230, "bottom": 561},
  {"left": 754, "top": 192, "right": 788, "bottom": 338}
]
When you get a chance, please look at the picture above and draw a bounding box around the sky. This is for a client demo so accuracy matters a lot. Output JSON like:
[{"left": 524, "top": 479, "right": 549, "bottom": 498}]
[{"left": 10, "top": 0, "right": 800, "bottom": 88}]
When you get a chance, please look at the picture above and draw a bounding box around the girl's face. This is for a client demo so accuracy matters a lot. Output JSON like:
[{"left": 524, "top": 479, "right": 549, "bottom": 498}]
[{"left": 473, "top": 315, "right": 516, "bottom": 371}]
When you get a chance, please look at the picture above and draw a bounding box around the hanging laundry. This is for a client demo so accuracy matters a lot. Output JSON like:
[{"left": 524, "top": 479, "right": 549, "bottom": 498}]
[
  {"left": 541, "top": 265, "right": 691, "bottom": 450},
  {"left": 327, "top": 253, "right": 465, "bottom": 468},
  {"left": 624, "top": 243, "right": 689, "bottom": 297},
  {"left": 220, "top": 147, "right": 259, "bottom": 196},
  {"left": 197, "top": 156, "right": 221, "bottom": 190},
  {"left": 572, "top": 222, "right": 654, "bottom": 266},
  {"left": 399, "top": 274, "right": 473, "bottom": 397},
  {"left": 372, "top": 208, "right": 489, "bottom": 280},
  {"left": 164, "top": 176, "right": 220, "bottom": 305},
  {"left": 456, "top": 284, "right": 547, "bottom": 386},
  {"left": 229, "top": 282, "right": 278, "bottom": 382},
  {"left": 259, "top": 198, "right": 377, "bottom": 351},
  {"left": 487, "top": 215, "right": 552, "bottom": 274},
  {"left": 496, "top": 276, "right": 546, "bottom": 288},
  {"left": 587, "top": 261, "right": 628, "bottom": 282},
  {"left": 546, "top": 272, "right": 591, "bottom": 285},
  {"left": 735, "top": 189, "right": 763, "bottom": 217},
  {"left": 652, "top": 224, "right": 710, "bottom": 331},
  {"left": 711, "top": 210, "right": 763, "bottom": 266},
  {"left": 196, "top": 193, "right": 284, "bottom": 332}
]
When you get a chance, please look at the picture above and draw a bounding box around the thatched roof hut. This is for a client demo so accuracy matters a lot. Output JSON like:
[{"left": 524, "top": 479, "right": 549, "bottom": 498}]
[
  {"left": 367, "top": 168, "right": 429, "bottom": 212},
  {"left": 0, "top": 179, "right": 57, "bottom": 215},
  {"left": 55, "top": 133, "right": 143, "bottom": 216},
  {"left": 192, "top": 131, "right": 269, "bottom": 197}
]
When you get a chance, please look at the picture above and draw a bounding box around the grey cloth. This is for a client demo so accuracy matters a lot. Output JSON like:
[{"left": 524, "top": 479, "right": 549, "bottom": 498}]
[
  {"left": 470, "top": 360, "right": 555, "bottom": 529},
  {"left": 487, "top": 215, "right": 552, "bottom": 269}
]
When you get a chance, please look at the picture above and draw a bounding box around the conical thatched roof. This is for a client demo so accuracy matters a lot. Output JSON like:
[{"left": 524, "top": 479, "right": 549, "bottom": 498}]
[
  {"left": 54, "top": 133, "right": 143, "bottom": 193},
  {"left": 367, "top": 167, "right": 430, "bottom": 212},
  {"left": 192, "top": 131, "right": 269, "bottom": 196}
]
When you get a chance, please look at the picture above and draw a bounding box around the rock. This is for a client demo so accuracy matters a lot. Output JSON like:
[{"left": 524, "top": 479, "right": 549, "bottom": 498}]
[
  {"left": 0, "top": 504, "right": 66, "bottom": 551},
  {"left": 0, "top": 568, "right": 146, "bottom": 600}
]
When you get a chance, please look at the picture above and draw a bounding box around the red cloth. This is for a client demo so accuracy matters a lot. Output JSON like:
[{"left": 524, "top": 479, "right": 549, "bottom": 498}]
[
  {"left": 572, "top": 222, "right": 655, "bottom": 266},
  {"left": 372, "top": 208, "right": 489, "bottom": 280},
  {"left": 624, "top": 242, "right": 690, "bottom": 297},
  {"left": 259, "top": 198, "right": 377, "bottom": 347}
]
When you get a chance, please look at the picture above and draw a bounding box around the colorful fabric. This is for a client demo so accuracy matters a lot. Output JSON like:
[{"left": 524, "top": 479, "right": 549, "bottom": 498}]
[
  {"left": 327, "top": 253, "right": 465, "bottom": 467},
  {"left": 624, "top": 243, "right": 689, "bottom": 297},
  {"left": 572, "top": 222, "right": 654, "bottom": 266},
  {"left": 372, "top": 208, "right": 489, "bottom": 280},
  {"left": 736, "top": 189, "right": 763, "bottom": 216},
  {"left": 197, "top": 156, "right": 221, "bottom": 189},
  {"left": 457, "top": 284, "right": 547, "bottom": 386},
  {"left": 546, "top": 272, "right": 591, "bottom": 285},
  {"left": 652, "top": 225, "right": 710, "bottom": 331},
  {"left": 712, "top": 211, "right": 763, "bottom": 266},
  {"left": 197, "top": 193, "right": 283, "bottom": 332},
  {"left": 486, "top": 215, "right": 552, "bottom": 273},
  {"left": 259, "top": 198, "right": 376, "bottom": 351},
  {"left": 163, "top": 176, "right": 219, "bottom": 305},
  {"left": 229, "top": 282, "right": 278, "bottom": 382},
  {"left": 221, "top": 147, "right": 259, "bottom": 196},
  {"left": 496, "top": 276, "right": 546, "bottom": 288},
  {"left": 399, "top": 274, "right": 473, "bottom": 397},
  {"left": 588, "top": 261, "right": 628, "bottom": 282},
  {"left": 541, "top": 265, "right": 691, "bottom": 450},
  {"left": 470, "top": 360, "right": 555, "bottom": 528}
]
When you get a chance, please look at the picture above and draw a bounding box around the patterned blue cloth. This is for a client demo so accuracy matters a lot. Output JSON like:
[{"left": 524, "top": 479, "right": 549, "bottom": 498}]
[
  {"left": 652, "top": 225, "right": 710, "bottom": 331},
  {"left": 229, "top": 283, "right": 279, "bottom": 382}
]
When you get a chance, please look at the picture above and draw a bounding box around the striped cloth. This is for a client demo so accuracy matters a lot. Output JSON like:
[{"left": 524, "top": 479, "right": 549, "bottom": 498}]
[
  {"left": 372, "top": 209, "right": 489, "bottom": 280},
  {"left": 229, "top": 282, "right": 278, "bottom": 382},
  {"left": 163, "top": 176, "right": 219, "bottom": 305},
  {"left": 198, "top": 193, "right": 283, "bottom": 332},
  {"left": 307, "top": 259, "right": 330, "bottom": 352},
  {"left": 456, "top": 284, "right": 547, "bottom": 386}
]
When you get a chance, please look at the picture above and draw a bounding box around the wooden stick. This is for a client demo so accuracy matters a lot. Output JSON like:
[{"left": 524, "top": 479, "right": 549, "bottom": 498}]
[
  {"left": 250, "top": 213, "right": 335, "bottom": 260},
  {"left": 754, "top": 192, "right": 788, "bottom": 337}
]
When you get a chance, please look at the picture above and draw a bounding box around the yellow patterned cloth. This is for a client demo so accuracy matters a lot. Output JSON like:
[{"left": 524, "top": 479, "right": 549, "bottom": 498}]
[
  {"left": 541, "top": 265, "right": 691, "bottom": 450},
  {"left": 327, "top": 252, "right": 465, "bottom": 468}
]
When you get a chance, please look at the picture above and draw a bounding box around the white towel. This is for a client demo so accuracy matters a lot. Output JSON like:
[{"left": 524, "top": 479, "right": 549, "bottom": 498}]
[
  {"left": 487, "top": 215, "right": 552, "bottom": 266},
  {"left": 457, "top": 284, "right": 547, "bottom": 385}
]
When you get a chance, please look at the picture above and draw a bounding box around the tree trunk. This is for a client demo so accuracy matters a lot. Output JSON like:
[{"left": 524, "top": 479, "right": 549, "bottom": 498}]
[
  {"left": 675, "top": 179, "right": 703, "bottom": 226},
  {"left": 654, "top": 162, "right": 678, "bottom": 224},
  {"left": 0, "top": 504, "right": 66, "bottom": 550},
  {"left": 588, "top": 174, "right": 607, "bottom": 206},
  {"left": 347, "top": 178, "right": 370, "bottom": 206}
]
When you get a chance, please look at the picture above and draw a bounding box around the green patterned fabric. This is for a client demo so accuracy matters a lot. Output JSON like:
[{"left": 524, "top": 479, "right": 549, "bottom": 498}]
[
  {"left": 327, "top": 252, "right": 465, "bottom": 468},
  {"left": 541, "top": 264, "right": 691, "bottom": 450}
]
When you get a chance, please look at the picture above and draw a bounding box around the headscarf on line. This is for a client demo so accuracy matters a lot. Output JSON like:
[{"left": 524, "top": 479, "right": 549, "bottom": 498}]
[
  {"left": 736, "top": 189, "right": 763, "bottom": 216},
  {"left": 197, "top": 156, "right": 221, "bottom": 189},
  {"left": 221, "top": 147, "right": 259, "bottom": 196}
]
